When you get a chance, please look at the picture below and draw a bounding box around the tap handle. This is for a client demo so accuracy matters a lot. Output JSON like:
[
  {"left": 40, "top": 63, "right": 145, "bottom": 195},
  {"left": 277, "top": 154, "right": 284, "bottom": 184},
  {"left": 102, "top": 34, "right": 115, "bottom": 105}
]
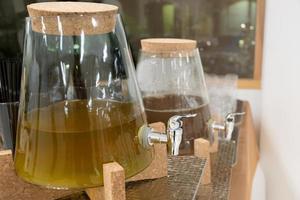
[
  {"left": 225, "top": 112, "right": 245, "bottom": 140},
  {"left": 168, "top": 114, "right": 197, "bottom": 129},
  {"left": 167, "top": 114, "right": 197, "bottom": 156},
  {"left": 208, "top": 112, "right": 246, "bottom": 142},
  {"left": 225, "top": 112, "right": 245, "bottom": 122},
  {"left": 137, "top": 114, "right": 197, "bottom": 156}
]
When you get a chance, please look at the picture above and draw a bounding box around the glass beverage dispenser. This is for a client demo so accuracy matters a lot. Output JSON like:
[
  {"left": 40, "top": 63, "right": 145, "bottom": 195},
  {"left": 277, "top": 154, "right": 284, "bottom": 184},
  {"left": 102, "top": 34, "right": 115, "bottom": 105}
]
[
  {"left": 137, "top": 39, "right": 211, "bottom": 155},
  {"left": 14, "top": 2, "right": 153, "bottom": 189}
]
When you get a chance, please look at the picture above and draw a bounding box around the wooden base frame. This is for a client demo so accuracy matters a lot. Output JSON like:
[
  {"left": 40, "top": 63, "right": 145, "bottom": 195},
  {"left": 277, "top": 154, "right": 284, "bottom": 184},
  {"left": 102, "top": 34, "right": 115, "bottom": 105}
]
[{"left": 0, "top": 122, "right": 217, "bottom": 200}]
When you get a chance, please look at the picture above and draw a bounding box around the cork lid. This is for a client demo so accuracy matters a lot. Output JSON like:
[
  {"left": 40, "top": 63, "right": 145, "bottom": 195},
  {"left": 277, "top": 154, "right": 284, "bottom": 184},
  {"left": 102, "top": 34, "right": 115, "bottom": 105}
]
[
  {"left": 27, "top": 2, "right": 118, "bottom": 35},
  {"left": 141, "top": 38, "right": 197, "bottom": 53}
]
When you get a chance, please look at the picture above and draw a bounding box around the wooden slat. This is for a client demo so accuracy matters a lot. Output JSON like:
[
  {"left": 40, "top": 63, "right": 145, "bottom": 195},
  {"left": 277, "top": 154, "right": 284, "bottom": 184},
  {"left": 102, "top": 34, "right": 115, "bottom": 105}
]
[
  {"left": 194, "top": 138, "right": 211, "bottom": 185},
  {"left": 238, "top": 0, "right": 265, "bottom": 89},
  {"left": 229, "top": 102, "right": 259, "bottom": 200},
  {"left": 253, "top": 0, "right": 265, "bottom": 81},
  {"left": 238, "top": 79, "right": 261, "bottom": 89},
  {"left": 103, "top": 162, "right": 125, "bottom": 200}
]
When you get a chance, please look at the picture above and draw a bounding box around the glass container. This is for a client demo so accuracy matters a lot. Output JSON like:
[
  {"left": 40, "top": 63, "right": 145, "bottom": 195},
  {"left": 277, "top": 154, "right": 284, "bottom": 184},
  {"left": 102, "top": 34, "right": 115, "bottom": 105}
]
[
  {"left": 137, "top": 38, "right": 211, "bottom": 155},
  {"left": 14, "top": 2, "right": 152, "bottom": 189}
]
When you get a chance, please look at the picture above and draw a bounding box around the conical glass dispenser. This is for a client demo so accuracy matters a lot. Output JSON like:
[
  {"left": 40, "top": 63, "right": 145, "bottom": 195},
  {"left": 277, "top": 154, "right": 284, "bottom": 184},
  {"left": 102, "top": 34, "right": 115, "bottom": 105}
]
[
  {"left": 15, "top": 2, "right": 153, "bottom": 189},
  {"left": 137, "top": 39, "right": 211, "bottom": 155}
]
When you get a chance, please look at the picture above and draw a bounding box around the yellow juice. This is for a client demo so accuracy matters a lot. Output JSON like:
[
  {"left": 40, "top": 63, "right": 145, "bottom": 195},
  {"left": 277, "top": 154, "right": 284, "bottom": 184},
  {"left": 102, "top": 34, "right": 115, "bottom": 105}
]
[{"left": 15, "top": 99, "right": 152, "bottom": 189}]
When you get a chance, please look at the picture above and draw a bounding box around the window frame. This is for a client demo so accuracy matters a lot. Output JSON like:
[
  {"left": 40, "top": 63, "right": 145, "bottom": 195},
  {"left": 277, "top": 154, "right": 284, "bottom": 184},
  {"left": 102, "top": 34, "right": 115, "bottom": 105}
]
[{"left": 238, "top": 0, "right": 265, "bottom": 89}]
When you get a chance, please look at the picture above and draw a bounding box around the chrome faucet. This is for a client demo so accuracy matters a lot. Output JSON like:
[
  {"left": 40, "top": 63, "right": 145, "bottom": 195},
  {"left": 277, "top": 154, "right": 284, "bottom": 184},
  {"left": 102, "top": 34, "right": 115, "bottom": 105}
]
[
  {"left": 138, "top": 125, "right": 168, "bottom": 149},
  {"left": 167, "top": 114, "right": 197, "bottom": 156},
  {"left": 138, "top": 114, "right": 197, "bottom": 156},
  {"left": 138, "top": 112, "right": 245, "bottom": 155},
  {"left": 208, "top": 112, "right": 245, "bottom": 142}
]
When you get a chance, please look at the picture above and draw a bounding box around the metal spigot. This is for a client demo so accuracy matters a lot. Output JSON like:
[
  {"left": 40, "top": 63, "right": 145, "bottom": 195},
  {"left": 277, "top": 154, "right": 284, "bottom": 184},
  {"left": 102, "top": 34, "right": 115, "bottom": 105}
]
[
  {"left": 138, "top": 114, "right": 197, "bottom": 156},
  {"left": 167, "top": 114, "right": 197, "bottom": 156},
  {"left": 138, "top": 125, "right": 168, "bottom": 149},
  {"left": 208, "top": 112, "right": 245, "bottom": 142}
]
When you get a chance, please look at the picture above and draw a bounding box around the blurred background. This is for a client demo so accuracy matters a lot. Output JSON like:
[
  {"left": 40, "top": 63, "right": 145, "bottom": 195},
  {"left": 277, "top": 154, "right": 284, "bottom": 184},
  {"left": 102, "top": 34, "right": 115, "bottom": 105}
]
[{"left": 0, "top": 0, "right": 256, "bottom": 78}]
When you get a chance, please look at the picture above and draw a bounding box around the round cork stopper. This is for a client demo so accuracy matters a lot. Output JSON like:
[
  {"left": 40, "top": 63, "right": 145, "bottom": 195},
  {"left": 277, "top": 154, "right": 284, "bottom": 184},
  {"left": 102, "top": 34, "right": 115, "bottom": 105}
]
[
  {"left": 141, "top": 38, "right": 197, "bottom": 53},
  {"left": 27, "top": 2, "right": 118, "bottom": 35}
]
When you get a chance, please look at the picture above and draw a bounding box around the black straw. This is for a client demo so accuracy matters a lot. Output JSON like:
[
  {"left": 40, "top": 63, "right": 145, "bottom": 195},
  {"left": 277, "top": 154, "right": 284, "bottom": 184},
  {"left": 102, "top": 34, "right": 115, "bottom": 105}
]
[{"left": 0, "top": 57, "right": 22, "bottom": 103}]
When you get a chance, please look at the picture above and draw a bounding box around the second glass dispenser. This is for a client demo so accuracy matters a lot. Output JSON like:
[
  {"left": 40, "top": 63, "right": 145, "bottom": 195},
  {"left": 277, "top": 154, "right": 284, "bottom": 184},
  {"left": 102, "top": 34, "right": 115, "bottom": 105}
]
[{"left": 137, "top": 39, "right": 211, "bottom": 155}]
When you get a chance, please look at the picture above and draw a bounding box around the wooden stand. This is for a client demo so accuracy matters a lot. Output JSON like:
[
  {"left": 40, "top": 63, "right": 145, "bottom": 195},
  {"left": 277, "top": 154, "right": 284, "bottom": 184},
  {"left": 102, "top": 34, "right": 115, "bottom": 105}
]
[
  {"left": 194, "top": 131, "right": 219, "bottom": 185},
  {"left": 85, "top": 143, "right": 167, "bottom": 200},
  {"left": 86, "top": 162, "right": 125, "bottom": 200},
  {"left": 0, "top": 122, "right": 217, "bottom": 200}
]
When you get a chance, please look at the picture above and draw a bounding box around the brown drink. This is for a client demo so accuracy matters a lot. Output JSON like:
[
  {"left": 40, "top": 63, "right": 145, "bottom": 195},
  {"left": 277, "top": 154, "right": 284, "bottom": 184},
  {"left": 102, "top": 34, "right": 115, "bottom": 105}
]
[{"left": 143, "top": 94, "right": 211, "bottom": 155}]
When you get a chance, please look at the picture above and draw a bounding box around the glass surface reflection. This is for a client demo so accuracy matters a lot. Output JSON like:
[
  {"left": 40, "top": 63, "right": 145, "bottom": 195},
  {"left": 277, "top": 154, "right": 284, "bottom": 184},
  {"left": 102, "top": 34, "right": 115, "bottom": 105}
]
[{"left": 15, "top": 5, "right": 152, "bottom": 189}]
